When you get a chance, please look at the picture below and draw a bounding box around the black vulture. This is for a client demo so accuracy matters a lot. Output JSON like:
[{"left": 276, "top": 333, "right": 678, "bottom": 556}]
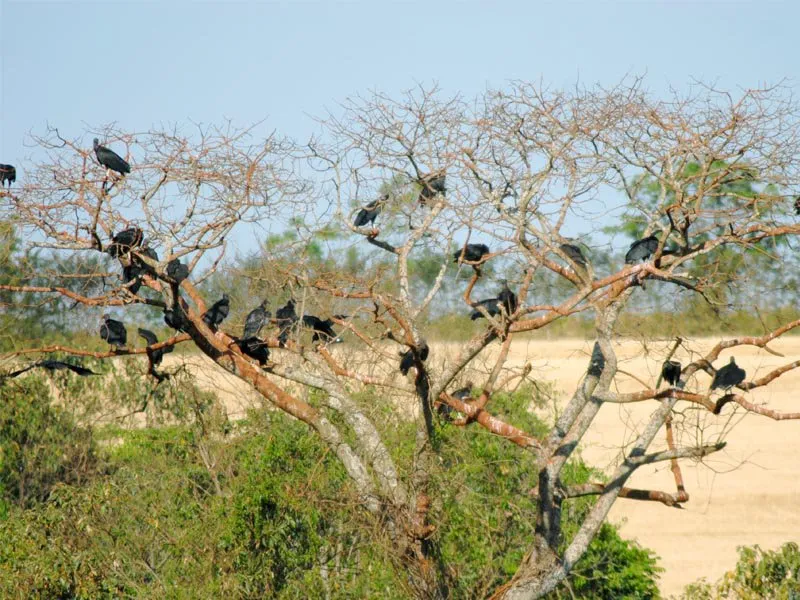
[
  {"left": 471, "top": 281, "right": 517, "bottom": 320},
  {"left": 302, "top": 314, "right": 346, "bottom": 343},
  {"left": 439, "top": 381, "right": 473, "bottom": 420},
  {"left": 166, "top": 258, "right": 190, "bottom": 284},
  {"left": 313, "top": 318, "right": 338, "bottom": 342},
  {"left": 354, "top": 195, "right": 387, "bottom": 227},
  {"left": 124, "top": 244, "right": 159, "bottom": 294},
  {"left": 302, "top": 315, "right": 330, "bottom": 341},
  {"left": 137, "top": 328, "right": 174, "bottom": 367},
  {"left": 164, "top": 306, "right": 189, "bottom": 332},
  {"left": 498, "top": 280, "right": 518, "bottom": 315},
  {"left": 93, "top": 138, "right": 131, "bottom": 176},
  {"left": 470, "top": 297, "right": 502, "bottom": 320},
  {"left": 137, "top": 245, "right": 159, "bottom": 264},
  {"left": 243, "top": 300, "right": 271, "bottom": 339},
  {"left": 559, "top": 243, "right": 587, "bottom": 268},
  {"left": 452, "top": 384, "right": 472, "bottom": 401},
  {"left": 453, "top": 243, "right": 490, "bottom": 264},
  {"left": 202, "top": 293, "right": 230, "bottom": 329},
  {"left": 122, "top": 263, "right": 145, "bottom": 295},
  {"left": 417, "top": 173, "right": 446, "bottom": 206},
  {"left": 795, "top": 196, "right": 800, "bottom": 216},
  {"left": 588, "top": 341, "right": 605, "bottom": 378},
  {"left": 398, "top": 350, "right": 413, "bottom": 375},
  {"left": 399, "top": 341, "right": 429, "bottom": 376},
  {"left": 100, "top": 314, "right": 127, "bottom": 350},
  {"left": 625, "top": 235, "right": 659, "bottom": 264},
  {"left": 0, "top": 164, "right": 16, "bottom": 188},
  {"left": 275, "top": 299, "right": 298, "bottom": 347},
  {"left": 142, "top": 245, "right": 158, "bottom": 260},
  {"left": 710, "top": 357, "right": 746, "bottom": 391},
  {"left": 2, "top": 359, "right": 97, "bottom": 378},
  {"left": 661, "top": 360, "right": 682, "bottom": 387},
  {"left": 107, "top": 227, "right": 143, "bottom": 257},
  {"left": 236, "top": 336, "right": 270, "bottom": 366}
]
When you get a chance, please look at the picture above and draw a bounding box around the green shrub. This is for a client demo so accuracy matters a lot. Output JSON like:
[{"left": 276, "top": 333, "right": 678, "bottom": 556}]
[
  {"left": 680, "top": 542, "right": 800, "bottom": 600},
  {"left": 429, "top": 386, "right": 661, "bottom": 599},
  {"left": 556, "top": 523, "right": 661, "bottom": 599},
  {"left": 0, "top": 383, "right": 663, "bottom": 599},
  {"left": 0, "top": 376, "right": 99, "bottom": 508},
  {"left": 223, "top": 425, "right": 340, "bottom": 597}
]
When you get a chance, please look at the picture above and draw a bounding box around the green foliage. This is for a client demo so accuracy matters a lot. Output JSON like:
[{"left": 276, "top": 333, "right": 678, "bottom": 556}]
[
  {"left": 551, "top": 523, "right": 661, "bottom": 599},
  {"left": 615, "top": 306, "right": 800, "bottom": 339},
  {"left": 408, "top": 247, "right": 448, "bottom": 289},
  {"left": 428, "top": 386, "right": 661, "bottom": 599},
  {"left": 680, "top": 542, "right": 800, "bottom": 600},
  {"left": 424, "top": 313, "right": 487, "bottom": 342},
  {"left": 222, "top": 425, "right": 342, "bottom": 596},
  {"left": 0, "top": 380, "right": 663, "bottom": 599},
  {"left": 0, "top": 413, "right": 401, "bottom": 599},
  {"left": 0, "top": 427, "right": 232, "bottom": 599},
  {"left": 0, "top": 221, "right": 111, "bottom": 349},
  {"left": 604, "top": 161, "right": 796, "bottom": 309},
  {"left": 0, "top": 376, "right": 99, "bottom": 508},
  {"left": 431, "top": 389, "right": 545, "bottom": 596},
  {"left": 421, "top": 305, "right": 800, "bottom": 342}
]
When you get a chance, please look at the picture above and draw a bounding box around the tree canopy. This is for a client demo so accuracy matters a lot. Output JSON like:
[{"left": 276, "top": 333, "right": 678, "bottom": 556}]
[{"left": 3, "top": 78, "right": 800, "bottom": 598}]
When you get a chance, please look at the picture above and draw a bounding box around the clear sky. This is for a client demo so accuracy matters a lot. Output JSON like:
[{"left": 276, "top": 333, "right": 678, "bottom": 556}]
[{"left": 1, "top": 0, "right": 797, "bottom": 253}]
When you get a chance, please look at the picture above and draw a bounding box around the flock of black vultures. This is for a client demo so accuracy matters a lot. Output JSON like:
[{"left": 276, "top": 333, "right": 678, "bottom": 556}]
[{"left": 1, "top": 141, "right": 748, "bottom": 394}]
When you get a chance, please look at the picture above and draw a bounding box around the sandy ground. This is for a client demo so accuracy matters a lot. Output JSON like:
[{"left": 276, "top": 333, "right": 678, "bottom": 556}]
[
  {"left": 159, "top": 336, "right": 800, "bottom": 597},
  {"left": 490, "top": 336, "right": 800, "bottom": 597}
]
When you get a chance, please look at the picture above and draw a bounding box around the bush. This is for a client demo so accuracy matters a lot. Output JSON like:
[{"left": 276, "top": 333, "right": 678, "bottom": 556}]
[
  {"left": 0, "top": 382, "right": 663, "bottom": 599},
  {"left": 680, "top": 542, "right": 800, "bottom": 600},
  {"left": 0, "top": 428, "right": 231, "bottom": 598},
  {"left": 431, "top": 386, "right": 661, "bottom": 599},
  {"left": 556, "top": 523, "right": 661, "bottom": 599},
  {"left": 0, "top": 376, "right": 99, "bottom": 508},
  {"left": 223, "top": 424, "right": 342, "bottom": 597}
]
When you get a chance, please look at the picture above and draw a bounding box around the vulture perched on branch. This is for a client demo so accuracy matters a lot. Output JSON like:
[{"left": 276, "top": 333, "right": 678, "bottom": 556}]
[
  {"left": 100, "top": 314, "right": 127, "bottom": 350},
  {"left": 93, "top": 138, "right": 131, "bottom": 176}
]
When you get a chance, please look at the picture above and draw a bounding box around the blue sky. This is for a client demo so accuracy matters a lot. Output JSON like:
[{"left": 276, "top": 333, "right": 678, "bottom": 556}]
[
  {"left": 1, "top": 0, "right": 797, "bottom": 255},
  {"left": 2, "top": 1, "right": 796, "bottom": 154}
]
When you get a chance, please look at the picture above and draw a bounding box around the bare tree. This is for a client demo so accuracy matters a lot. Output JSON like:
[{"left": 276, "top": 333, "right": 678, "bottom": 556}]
[{"left": 3, "top": 78, "right": 800, "bottom": 598}]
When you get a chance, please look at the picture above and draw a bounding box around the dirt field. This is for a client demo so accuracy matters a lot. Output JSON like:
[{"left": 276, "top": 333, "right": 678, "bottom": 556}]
[
  {"left": 164, "top": 336, "right": 800, "bottom": 597},
  {"left": 497, "top": 337, "right": 800, "bottom": 597}
]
